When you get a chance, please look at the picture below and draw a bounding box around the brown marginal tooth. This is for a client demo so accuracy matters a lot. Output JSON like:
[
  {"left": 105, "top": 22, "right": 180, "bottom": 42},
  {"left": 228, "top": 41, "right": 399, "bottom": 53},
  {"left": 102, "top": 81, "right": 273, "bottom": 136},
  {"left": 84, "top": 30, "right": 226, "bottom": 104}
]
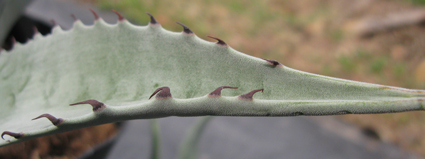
[
  {"left": 89, "top": 8, "right": 100, "bottom": 20},
  {"left": 33, "top": 26, "right": 39, "bottom": 34},
  {"left": 209, "top": 86, "right": 238, "bottom": 97},
  {"left": 70, "top": 99, "right": 105, "bottom": 112},
  {"left": 32, "top": 114, "right": 64, "bottom": 126},
  {"left": 1, "top": 131, "right": 23, "bottom": 140},
  {"left": 50, "top": 19, "right": 57, "bottom": 27},
  {"left": 71, "top": 14, "right": 77, "bottom": 21},
  {"left": 207, "top": 36, "right": 227, "bottom": 46},
  {"left": 176, "top": 22, "right": 193, "bottom": 34},
  {"left": 146, "top": 12, "right": 158, "bottom": 25},
  {"left": 263, "top": 59, "right": 282, "bottom": 67},
  {"left": 112, "top": 10, "right": 125, "bottom": 21},
  {"left": 238, "top": 89, "right": 264, "bottom": 101},
  {"left": 149, "top": 87, "right": 172, "bottom": 99}
]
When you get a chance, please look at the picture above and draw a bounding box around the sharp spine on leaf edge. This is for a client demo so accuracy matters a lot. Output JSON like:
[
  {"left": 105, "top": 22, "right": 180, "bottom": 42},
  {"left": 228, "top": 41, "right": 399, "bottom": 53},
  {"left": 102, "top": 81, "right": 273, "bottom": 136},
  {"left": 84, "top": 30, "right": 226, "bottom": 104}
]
[
  {"left": 146, "top": 12, "right": 158, "bottom": 25},
  {"left": 207, "top": 36, "right": 227, "bottom": 46},
  {"left": 89, "top": 8, "right": 99, "bottom": 20},
  {"left": 32, "top": 114, "right": 64, "bottom": 126},
  {"left": 238, "top": 89, "right": 264, "bottom": 101},
  {"left": 1, "top": 131, "right": 23, "bottom": 140},
  {"left": 209, "top": 86, "right": 238, "bottom": 97},
  {"left": 112, "top": 10, "right": 125, "bottom": 21},
  {"left": 71, "top": 14, "right": 77, "bottom": 21},
  {"left": 176, "top": 22, "right": 193, "bottom": 34},
  {"left": 263, "top": 59, "right": 282, "bottom": 67},
  {"left": 149, "top": 87, "right": 172, "bottom": 99},
  {"left": 70, "top": 99, "right": 106, "bottom": 112}
]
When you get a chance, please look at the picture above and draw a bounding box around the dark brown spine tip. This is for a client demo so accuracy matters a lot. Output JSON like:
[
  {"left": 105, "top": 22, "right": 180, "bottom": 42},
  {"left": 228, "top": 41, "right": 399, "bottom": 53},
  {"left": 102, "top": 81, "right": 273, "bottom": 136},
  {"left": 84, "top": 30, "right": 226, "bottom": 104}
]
[
  {"left": 207, "top": 36, "right": 227, "bottom": 46},
  {"left": 50, "top": 20, "right": 57, "bottom": 27},
  {"left": 1, "top": 131, "right": 23, "bottom": 140},
  {"left": 112, "top": 10, "right": 125, "bottom": 21},
  {"left": 32, "top": 114, "right": 64, "bottom": 126},
  {"left": 238, "top": 89, "right": 264, "bottom": 101},
  {"left": 70, "top": 99, "right": 105, "bottom": 112},
  {"left": 209, "top": 86, "right": 238, "bottom": 97},
  {"left": 89, "top": 8, "right": 99, "bottom": 20},
  {"left": 71, "top": 14, "right": 77, "bottom": 21},
  {"left": 149, "top": 87, "right": 172, "bottom": 99},
  {"left": 146, "top": 12, "right": 158, "bottom": 24},
  {"left": 33, "top": 26, "right": 39, "bottom": 34},
  {"left": 263, "top": 59, "right": 282, "bottom": 67},
  {"left": 176, "top": 22, "right": 193, "bottom": 34}
]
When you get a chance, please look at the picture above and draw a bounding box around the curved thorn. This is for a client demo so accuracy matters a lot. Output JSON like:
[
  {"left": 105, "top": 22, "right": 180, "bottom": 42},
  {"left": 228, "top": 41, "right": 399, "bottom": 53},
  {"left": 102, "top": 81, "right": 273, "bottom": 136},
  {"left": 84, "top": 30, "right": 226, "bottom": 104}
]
[
  {"left": 70, "top": 99, "right": 105, "bottom": 112},
  {"left": 112, "top": 10, "right": 124, "bottom": 21},
  {"left": 1, "top": 131, "right": 23, "bottom": 140},
  {"left": 209, "top": 86, "right": 238, "bottom": 97},
  {"left": 71, "top": 14, "right": 77, "bottom": 21},
  {"left": 146, "top": 12, "right": 158, "bottom": 24},
  {"left": 89, "top": 8, "right": 99, "bottom": 20},
  {"left": 263, "top": 59, "right": 282, "bottom": 67},
  {"left": 33, "top": 26, "right": 39, "bottom": 34},
  {"left": 50, "top": 19, "right": 56, "bottom": 26},
  {"left": 176, "top": 22, "right": 193, "bottom": 34},
  {"left": 238, "top": 89, "right": 264, "bottom": 101},
  {"left": 149, "top": 87, "right": 172, "bottom": 99},
  {"left": 207, "top": 36, "right": 227, "bottom": 46},
  {"left": 32, "top": 114, "right": 63, "bottom": 126}
]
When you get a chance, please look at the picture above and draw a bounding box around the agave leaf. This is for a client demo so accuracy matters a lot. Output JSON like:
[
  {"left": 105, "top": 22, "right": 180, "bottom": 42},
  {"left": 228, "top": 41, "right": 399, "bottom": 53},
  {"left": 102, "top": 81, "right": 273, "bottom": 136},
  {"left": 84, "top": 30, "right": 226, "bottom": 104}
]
[
  {"left": 0, "top": 14, "right": 424, "bottom": 147},
  {"left": 150, "top": 119, "right": 161, "bottom": 159}
]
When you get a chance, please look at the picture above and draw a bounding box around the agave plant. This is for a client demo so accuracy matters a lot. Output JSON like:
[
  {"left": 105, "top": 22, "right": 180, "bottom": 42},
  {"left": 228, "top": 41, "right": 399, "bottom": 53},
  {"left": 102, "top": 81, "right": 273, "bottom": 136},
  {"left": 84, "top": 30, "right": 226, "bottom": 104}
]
[{"left": 0, "top": 7, "right": 424, "bottom": 158}]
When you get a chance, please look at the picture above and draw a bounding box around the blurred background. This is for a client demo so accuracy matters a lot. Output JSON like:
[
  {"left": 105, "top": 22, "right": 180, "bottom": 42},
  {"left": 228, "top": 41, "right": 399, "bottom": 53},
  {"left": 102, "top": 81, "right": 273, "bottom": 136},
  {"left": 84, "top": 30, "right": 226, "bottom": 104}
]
[{"left": 1, "top": 0, "right": 425, "bottom": 158}]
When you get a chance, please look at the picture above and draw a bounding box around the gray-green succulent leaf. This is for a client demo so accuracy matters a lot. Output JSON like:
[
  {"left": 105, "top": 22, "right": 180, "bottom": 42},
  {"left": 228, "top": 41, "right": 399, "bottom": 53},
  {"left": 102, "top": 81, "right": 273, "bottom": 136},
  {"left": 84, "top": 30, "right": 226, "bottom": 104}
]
[{"left": 0, "top": 12, "right": 424, "bottom": 147}]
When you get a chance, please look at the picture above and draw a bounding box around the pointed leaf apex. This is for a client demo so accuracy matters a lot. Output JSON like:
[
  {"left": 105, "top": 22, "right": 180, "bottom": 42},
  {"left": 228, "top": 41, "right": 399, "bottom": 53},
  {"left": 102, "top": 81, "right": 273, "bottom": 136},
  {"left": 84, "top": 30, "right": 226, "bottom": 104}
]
[
  {"left": 207, "top": 36, "right": 227, "bottom": 46},
  {"left": 146, "top": 12, "right": 158, "bottom": 25},
  {"left": 1, "top": 131, "right": 23, "bottom": 140},
  {"left": 149, "top": 87, "right": 172, "bottom": 99},
  {"left": 112, "top": 10, "right": 125, "bottom": 21},
  {"left": 32, "top": 114, "right": 64, "bottom": 126},
  {"left": 176, "top": 22, "right": 193, "bottom": 34},
  {"left": 89, "top": 8, "right": 99, "bottom": 20},
  {"left": 70, "top": 99, "right": 105, "bottom": 112},
  {"left": 209, "top": 86, "right": 238, "bottom": 97},
  {"left": 238, "top": 89, "right": 264, "bottom": 101}
]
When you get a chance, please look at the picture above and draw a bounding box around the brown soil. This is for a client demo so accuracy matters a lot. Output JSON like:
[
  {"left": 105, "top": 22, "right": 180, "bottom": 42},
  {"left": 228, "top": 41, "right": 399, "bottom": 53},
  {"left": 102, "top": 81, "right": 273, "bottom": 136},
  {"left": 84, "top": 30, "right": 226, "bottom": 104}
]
[{"left": 0, "top": 124, "right": 117, "bottom": 159}]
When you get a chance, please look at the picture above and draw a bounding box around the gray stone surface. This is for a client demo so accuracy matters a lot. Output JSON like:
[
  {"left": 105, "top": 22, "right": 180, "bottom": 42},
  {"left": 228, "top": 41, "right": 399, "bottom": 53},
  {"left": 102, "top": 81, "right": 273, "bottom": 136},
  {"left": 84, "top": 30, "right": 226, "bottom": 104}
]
[{"left": 107, "top": 117, "right": 421, "bottom": 159}]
